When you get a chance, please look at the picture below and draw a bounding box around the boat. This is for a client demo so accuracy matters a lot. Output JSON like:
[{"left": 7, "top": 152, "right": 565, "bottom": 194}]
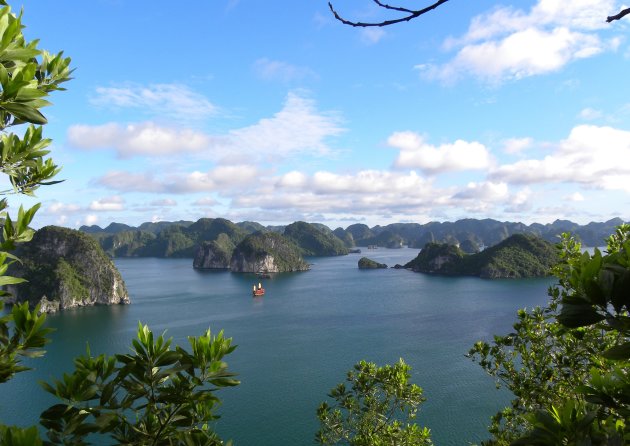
[{"left": 252, "top": 282, "right": 265, "bottom": 297}]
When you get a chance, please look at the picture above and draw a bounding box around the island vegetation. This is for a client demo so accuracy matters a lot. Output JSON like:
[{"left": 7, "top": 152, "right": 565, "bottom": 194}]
[
  {"left": 405, "top": 233, "right": 559, "bottom": 278},
  {"left": 5, "top": 226, "right": 129, "bottom": 313},
  {"left": 84, "top": 217, "right": 626, "bottom": 261},
  {"left": 230, "top": 231, "right": 310, "bottom": 273},
  {"left": 357, "top": 257, "right": 388, "bottom": 269}
]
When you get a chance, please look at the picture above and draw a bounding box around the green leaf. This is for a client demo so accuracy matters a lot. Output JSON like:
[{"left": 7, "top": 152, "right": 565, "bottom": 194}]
[
  {"left": 602, "top": 342, "right": 630, "bottom": 360},
  {"left": 557, "top": 303, "right": 605, "bottom": 328},
  {"left": 0, "top": 101, "right": 47, "bottom": 124}
]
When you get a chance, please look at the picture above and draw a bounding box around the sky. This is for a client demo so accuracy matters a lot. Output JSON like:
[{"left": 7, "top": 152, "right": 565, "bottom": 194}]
[{"left": 6, "top": 0, "right": 630, "bottom": 229}]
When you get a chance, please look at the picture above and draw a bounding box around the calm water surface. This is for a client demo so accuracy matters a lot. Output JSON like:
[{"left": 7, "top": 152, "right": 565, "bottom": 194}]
[{"left": 0, "top": 248, "right": 554, "bottom": 445}]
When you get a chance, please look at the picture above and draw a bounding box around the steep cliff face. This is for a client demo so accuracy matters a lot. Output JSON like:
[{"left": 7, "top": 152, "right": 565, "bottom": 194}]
[
  {"left": 193, "top": 234, "right": 234, "bottom": 269},
  {"left": 6, "top": 226, "right": 129, "bottom": 313},
  {"left": 230, "top": 232, "right": 309, "bottom": 273}
]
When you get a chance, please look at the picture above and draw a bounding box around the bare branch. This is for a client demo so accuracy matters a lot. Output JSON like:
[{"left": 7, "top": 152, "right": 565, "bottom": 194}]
[
  {"left": 607, "top": 7, "right": 630, "bottom": 23},
  {"left": 328, "top": 0, "right": 450, "bottom": 28}
]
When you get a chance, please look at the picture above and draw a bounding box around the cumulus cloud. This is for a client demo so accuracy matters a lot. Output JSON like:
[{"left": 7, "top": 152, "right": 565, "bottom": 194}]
[
  {"left": 503, "top": 137, "right": 533, "bottom": 154},
  {"left": 228, "top": 92, "right": 344, "bottom": 158},
  {"left": 68, "top": 122, "right": 215, "bottom": 157},
  {"left": 253, "top": 58, "right": 316, "bottom": 82},
  {"left": 453, "top": 181, "right": 509, "bottom": 201},
  {"left": 421, "top": 0, "right": 619, "bottom": 82},
  {"left": 91, "top": 83, "right": 218, "bottom": 120},
  {"left": 389, "top": 131, "right": 491, "bottom": 173},
  {"left": 69, "top": 92, "right": 344, "bottom": 161},
  {"left": 491, "top": 124, "right": 630, "bottom": 193},
  {"left": 47, "top": 202, "right": 81, "bottom": 214},
  {"left": 96, "top": 165, "right": 260, "bottom": 195},
  {"left": 89, "top": 196, "right": 125, "bottom": 211},
  {"left": 84, "top": 214, "right": 99, "bottom": 225}
]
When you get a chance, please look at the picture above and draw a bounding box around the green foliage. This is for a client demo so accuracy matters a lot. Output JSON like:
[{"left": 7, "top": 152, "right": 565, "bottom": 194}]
[
  {"left": 39, "top": 323, "right": 239, "bottom": 445},
  {"left": 316, "top": 359, "right": 432, "bottom": 446},
  {"left": 233, "top": 231, "right": 309, "bottom": 272},
  {"left": 7, "top": 226, "right": 125, "bottom": 307},
  {"left": 284, "top": 221, "right": 349, "bottom": 256},
  {"left": 0, "top": 301, "right": 51, "bottom": 383},
  {"left": 0, "top": 0, "right": 71, "bottom": 415},
  {"left": 405, "top": 234, "right": 558, "bottom": 278},
  {"left": 470, "top": 226, "right": 630, "bottom": 444},
  {"left": 357, "top": 257, "right": 387, "bottom": 269},
  {"left": 0, "top": 424, "right": 42, "bottom": 446}
]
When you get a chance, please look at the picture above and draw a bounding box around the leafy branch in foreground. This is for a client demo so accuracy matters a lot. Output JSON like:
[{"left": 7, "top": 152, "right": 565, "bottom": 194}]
[
  {"left": 40, "top": 323, "right": 239, "bottom": 445},
  {"left": 0, "top": 0, "right": 71, "bottom": 432},
  {"left": 470, "top": 226, "right": 630, "bottom": 445},
  {"left": 316, "top": 359, "right": 432, "bottom": 446}
]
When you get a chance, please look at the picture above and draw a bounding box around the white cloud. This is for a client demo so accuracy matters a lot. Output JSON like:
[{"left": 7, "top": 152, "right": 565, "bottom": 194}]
[
  {"left": 361, "top": 28, "right": 386, "bottom": 45},
  {"left": 96, "top": 171, "right": 167, "bottom": 193},
  {"left": 150, "top": 199, "right": 177, "bottom": 207},
  {"left": 91, "top": 83, "right": 218, "bottom": 120},
  {"left": 566, "top": 192, "right": 585, "bottom": 201},
  {"left": 69, "top": 93, "right": 343, "bottom": 161},
  {"left": 228, "top": 92, "right": 344, "bottom": 158},
  {"left": 84, "top": 214, "right": 99, "bottom": 225},
  {"left": 47, "top": 202, "right": 81, "bottom": 214},
  {"left": 96, "top": 164, "right": 260, "bottom": 195},
  {"left": 578, "top": 107, "right": 603, "bottom": 120},
  {"left": 278, "top": 171, "right": 308, "bottom": 189},
  {"left": 253, "top": 58, "right": 316, "bottom": 82},
  {"left": 503, "top": 137, "right": 533, "bottom": 154},
  {"left": 194, "top": 197, "right": 218, "bottom": 206},
  {"left": 453, "top": 181, "right": 509, "bottom": 201},
  {"left": 424, "top": 0, "right": 619, "bottom": 82},
  {"left": 68, "top": 122, "right": 214, "bottom": 157},
  {"left": 89, "top": 196, "right": 125, "bottom": 211},
  {"left": 491, "top": 124, "right": 630, "bottom": 193},
  {"left": 389, "top": 131, "right": 491, "bottom": 173}
]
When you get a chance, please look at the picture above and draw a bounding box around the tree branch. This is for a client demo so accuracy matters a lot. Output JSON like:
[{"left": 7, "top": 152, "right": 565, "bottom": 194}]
[
  {"left": 328, "top": 0, "right": 450, "bottom": 27},
  {"left": 607, "top": 7, "right": 630, "bottom": 23}
]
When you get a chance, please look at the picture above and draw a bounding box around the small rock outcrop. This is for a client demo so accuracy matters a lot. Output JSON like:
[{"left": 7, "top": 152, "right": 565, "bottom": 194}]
[
  {"left": 230, "top": 232, "right": 309, "bottom": 273},
  {"left": 358, "top": 257, "right": 388, "bottom": 269},
  {"left": 5, "top": 226, "right": 129, "bottom": 313}
]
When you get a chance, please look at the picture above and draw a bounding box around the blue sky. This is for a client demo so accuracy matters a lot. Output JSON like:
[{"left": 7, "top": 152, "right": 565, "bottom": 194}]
[{"left": 8, "top": 0, "right": 630, "bottom": 229}]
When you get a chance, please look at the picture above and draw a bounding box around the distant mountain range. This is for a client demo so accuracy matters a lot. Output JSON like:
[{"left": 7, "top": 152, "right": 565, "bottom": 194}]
[{"left": 80, "top": 217, "right": 626, "bottom": 259}]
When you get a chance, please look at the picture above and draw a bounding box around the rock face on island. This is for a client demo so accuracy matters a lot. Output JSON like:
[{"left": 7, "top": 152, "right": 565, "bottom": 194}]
[
  {"left": 229, "top": 232, "right": 310, "bottom": 273},
  {"left": 283, "top": 221, "right": 349, "bottom": 256},
  {"left": 5, "top": 226, "right": 129, "bottom": 313},
  {"left": 405, "top": 234, "right": 558, "bottom": 279},
  {"left": 193, "top": 234, "right": 235, "bottom": 269},
  {"left": 358, "top": 257, "right": 388, "bottom": 269}
]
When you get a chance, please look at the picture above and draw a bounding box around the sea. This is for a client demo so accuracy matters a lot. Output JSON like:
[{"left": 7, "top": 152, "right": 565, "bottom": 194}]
[{"left": 0, "top": 248, "right": 555, "bottom": 445}]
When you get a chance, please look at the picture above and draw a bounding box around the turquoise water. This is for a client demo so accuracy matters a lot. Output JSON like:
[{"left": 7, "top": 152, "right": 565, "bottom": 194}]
[{"left": 0, "top": 248, "right": 554, "bottom": 445}]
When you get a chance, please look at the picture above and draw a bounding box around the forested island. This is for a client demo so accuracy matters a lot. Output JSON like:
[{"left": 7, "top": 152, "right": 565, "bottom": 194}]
[
  {"left": 5, "top": 226, "right": 129, "bottom": 313},
  {"left": 81, "top": 217, "right": 625, "bottom": 261},
  {"left": 404, "top": 233, "right": 559, "bottom": 278}
]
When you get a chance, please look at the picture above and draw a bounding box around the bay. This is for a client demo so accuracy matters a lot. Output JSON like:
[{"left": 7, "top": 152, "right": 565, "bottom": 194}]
[{"left": 0, "top": 248, "right": 554, "bottom": 445}]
